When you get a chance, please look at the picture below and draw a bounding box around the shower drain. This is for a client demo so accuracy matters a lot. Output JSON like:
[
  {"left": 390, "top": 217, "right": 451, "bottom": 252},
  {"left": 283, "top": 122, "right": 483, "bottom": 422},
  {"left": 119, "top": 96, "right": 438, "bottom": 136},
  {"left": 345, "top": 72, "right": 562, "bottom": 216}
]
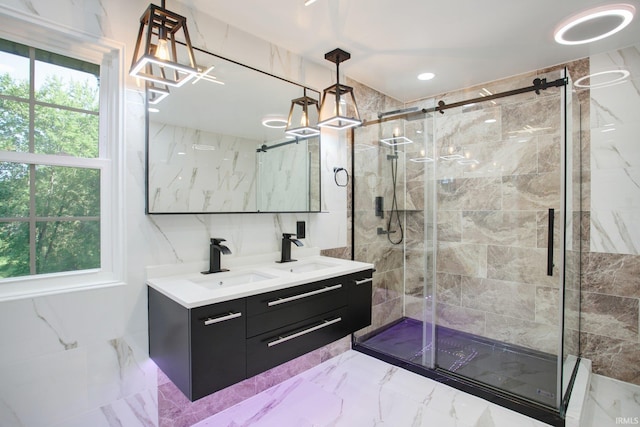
[{"left": 536, "top": 389, "right": 555, "bottom": 399}]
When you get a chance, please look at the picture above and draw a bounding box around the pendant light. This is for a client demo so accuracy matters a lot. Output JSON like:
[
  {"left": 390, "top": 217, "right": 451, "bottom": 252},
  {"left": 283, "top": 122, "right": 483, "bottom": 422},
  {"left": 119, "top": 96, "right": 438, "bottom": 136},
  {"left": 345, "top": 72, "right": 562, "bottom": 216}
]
[
  {"left": 285, "top": 88, "right": 320, "bottom": 138},
  {"left": 130, "top": 0, "right": 198, "bottom": 87},
  {"left": 147, "top": 80, "right": 170, "bottom": 104},
  {"left": 318, "top": 48, "right": 362, "bottom": 130}
]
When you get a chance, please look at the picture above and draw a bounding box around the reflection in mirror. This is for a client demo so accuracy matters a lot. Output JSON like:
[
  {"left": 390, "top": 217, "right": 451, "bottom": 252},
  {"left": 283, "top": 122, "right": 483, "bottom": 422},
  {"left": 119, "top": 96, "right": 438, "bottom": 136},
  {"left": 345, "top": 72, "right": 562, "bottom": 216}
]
[
  {"left": 256, "top": 137, "right": 320, "bottom": 212},
  {"left": 146, "top": 47, "right": 321, "bottom": 214}
]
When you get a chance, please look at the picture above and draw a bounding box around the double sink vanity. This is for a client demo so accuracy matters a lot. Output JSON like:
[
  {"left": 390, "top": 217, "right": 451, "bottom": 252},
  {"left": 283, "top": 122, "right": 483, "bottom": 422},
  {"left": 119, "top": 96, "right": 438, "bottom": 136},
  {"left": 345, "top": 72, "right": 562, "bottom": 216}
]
[
  {"left": 147, "top": 249, "right": 374, "bottom": 401},
  {"left": 142, "top": 42, "right": 373, "bottom": 402}
]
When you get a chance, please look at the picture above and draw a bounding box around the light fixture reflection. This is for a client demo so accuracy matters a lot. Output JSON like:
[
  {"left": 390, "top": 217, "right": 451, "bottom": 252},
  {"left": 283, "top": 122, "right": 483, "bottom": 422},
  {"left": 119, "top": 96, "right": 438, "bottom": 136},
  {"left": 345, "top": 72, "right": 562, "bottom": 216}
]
[
  {"left": 147, "top": 81, "right": 170, "bottom": 104},
  {"left": 262, "top": 116, "right": 288, "bottom": 129},
  {"left": 380, "top": 136, "right": 413, "bottom": 146},
  {"left": 574, "top": 69, "right": 630, "bottom": 88},
  {"left": 285, "top": 88, "right": 320, "bottom": 138}
]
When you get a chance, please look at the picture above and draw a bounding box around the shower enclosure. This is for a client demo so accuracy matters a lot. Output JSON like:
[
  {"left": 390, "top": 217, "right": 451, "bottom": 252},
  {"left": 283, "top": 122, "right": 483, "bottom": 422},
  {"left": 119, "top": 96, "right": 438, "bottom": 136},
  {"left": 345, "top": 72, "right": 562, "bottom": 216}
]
[{"left": 352, "top": 68, "right": 581, "bottom": 425}]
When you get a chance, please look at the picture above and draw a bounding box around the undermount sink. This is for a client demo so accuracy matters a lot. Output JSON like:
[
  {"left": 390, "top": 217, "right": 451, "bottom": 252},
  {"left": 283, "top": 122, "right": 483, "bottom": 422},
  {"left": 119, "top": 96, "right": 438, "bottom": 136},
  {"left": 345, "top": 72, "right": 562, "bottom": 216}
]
[
  {"left": 190, "top": 271, "right": 275, "bottom": 288},
  {"left": 275, "top": 260, "right": 339, "bottom": 274}
]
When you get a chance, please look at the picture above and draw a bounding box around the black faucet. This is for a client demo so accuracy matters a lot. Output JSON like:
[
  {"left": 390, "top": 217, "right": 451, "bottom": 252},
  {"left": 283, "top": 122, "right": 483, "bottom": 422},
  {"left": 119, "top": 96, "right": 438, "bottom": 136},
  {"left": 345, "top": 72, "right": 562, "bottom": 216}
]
[
  {"left": 277, "top": 233, "right": 303, "bottom": 263},
  {"left": 202, "top": 238, "right": 231, "bottom": 274}
]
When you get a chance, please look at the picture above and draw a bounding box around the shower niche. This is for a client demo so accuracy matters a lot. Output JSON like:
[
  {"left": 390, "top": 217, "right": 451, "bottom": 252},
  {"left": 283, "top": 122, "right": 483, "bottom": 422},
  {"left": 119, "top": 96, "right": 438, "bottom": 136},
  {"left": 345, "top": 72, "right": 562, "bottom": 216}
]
[{"left": 351, "top": 68, "right": 582, "bottom": 426}]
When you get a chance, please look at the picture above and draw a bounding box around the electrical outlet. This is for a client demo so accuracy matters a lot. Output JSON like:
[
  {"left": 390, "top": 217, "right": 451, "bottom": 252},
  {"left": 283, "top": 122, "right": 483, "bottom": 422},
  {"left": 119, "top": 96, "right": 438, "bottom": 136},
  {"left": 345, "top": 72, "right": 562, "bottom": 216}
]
[{"left": 296, "top": 221, "right": 306, "bottom": 239}]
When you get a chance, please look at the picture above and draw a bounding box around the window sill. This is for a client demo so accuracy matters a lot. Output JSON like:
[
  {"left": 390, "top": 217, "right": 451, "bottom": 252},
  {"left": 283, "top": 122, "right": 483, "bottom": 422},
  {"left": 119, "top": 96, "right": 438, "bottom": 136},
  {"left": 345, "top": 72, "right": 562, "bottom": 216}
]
[{"left": 0, "top": 271, "right": 126, "bottom": 302}]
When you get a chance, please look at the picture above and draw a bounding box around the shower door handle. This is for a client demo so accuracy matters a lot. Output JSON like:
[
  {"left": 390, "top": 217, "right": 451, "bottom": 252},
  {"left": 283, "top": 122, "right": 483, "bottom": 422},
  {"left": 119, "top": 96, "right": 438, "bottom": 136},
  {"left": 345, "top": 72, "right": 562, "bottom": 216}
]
[{"left": 547, "top": 208, "right": 554, "bottom": 276}]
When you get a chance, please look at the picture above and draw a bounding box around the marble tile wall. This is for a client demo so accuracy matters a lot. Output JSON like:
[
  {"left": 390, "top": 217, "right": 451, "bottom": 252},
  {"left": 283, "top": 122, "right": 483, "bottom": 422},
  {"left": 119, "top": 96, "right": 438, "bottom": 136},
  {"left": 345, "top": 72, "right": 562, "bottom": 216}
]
[
  {"left": 350, "top": 65, "right": 580, "bottom": 356},
  {"left": 409, "top": 68, "right": 568, "bottom": 355},
  {"left": 577, "top": 44, "right": 640, "bottom": 386}
]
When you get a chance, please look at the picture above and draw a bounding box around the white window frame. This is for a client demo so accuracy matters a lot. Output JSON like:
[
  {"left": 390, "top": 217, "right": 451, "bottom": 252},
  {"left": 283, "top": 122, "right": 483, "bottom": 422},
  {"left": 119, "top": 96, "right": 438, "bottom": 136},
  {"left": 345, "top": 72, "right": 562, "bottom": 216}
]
[{"left": 0, "top": 7, "right": 126, "bottom": 301}]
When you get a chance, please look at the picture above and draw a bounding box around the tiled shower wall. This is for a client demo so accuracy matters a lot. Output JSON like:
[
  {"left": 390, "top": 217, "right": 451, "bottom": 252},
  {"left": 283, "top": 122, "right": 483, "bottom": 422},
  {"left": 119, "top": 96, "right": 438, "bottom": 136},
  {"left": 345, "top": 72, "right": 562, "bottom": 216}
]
[
  {"left": 348, "top": 46, "right": 639, "bottom": 385},
  {"left": 421, "top": 68, "right": 570, "bottom": 355}
]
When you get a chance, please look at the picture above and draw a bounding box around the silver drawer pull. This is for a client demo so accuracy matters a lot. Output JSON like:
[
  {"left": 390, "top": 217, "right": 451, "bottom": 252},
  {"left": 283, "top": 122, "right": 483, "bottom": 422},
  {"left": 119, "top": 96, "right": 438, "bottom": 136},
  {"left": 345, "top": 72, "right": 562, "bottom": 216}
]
[
  {"left": 267, "top": 284, "right": 342, "bottom": 307},
  {"left": 355, "top": 278, "right": 373, "bottom": 286},
  {"left": 203, "top": 312, "right": 242, "bottom": 325},
  {"left": 267, "top": 317, "right": 342, "bottom": 347}
]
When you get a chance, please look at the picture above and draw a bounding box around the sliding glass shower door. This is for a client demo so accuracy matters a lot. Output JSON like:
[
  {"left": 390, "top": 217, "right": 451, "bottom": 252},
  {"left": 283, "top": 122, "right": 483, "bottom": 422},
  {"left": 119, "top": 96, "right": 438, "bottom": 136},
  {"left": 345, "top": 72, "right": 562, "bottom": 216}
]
[{"left": 352, "top": 68, "right": 581, "bottom": 414}]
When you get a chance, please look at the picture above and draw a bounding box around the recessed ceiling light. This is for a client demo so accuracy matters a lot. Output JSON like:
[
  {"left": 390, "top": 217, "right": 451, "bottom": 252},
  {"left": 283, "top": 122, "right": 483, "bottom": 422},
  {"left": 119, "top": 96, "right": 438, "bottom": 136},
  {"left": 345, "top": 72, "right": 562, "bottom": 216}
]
[
  {"left": 574, "top": 69, "right": 630, "bottom": 88},
  {"left": 554, "top": 4, "right": 635, "bottom": 45},
  {"left": 417, "top": 72, "right": 435, "bottom": 81}
]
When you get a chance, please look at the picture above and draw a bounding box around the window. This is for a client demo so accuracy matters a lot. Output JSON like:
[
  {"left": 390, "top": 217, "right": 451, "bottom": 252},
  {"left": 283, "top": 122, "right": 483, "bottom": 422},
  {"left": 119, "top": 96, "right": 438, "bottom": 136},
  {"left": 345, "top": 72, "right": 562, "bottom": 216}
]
[
  {"left": 0, "top": 39, "right": 101, "bottom": 278},
  {"left": 0, "top": 10, "right": 124, "bottom": 300}
]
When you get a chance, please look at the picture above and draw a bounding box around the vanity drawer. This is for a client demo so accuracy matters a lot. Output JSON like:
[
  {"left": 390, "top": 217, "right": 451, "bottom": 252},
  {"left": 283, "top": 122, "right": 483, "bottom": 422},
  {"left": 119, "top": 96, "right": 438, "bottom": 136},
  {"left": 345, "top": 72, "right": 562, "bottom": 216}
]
[
  {"left": 246, "top": 276, "right": 347, "bottom": 337},
  {"left": 246, "top": 307, "right": 349, "bottom": 377}
]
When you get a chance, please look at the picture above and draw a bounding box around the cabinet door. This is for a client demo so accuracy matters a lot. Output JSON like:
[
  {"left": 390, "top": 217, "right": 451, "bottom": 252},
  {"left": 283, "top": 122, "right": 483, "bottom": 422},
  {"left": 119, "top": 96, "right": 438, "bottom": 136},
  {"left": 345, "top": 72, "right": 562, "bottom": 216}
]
[
  {"left": 348, "top": 270, "right": 374, "bottom": 331},
  {"left": 148, "top": 287, "right": 190, "bottom": 397},
  {"left": 190, "top": 299, "right": 246, "bottom": 400}
]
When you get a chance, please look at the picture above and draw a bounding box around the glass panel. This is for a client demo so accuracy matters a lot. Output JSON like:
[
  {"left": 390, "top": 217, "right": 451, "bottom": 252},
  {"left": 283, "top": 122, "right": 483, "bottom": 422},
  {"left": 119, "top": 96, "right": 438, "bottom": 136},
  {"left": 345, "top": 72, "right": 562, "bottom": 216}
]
[
  {"left": 34, "top": 55, "right": 99, "bottom": 111},
  {"left": 35, "top": 220, "right": 100, "bottom": 274},
  {"left": 0, "top": 44, "right": 30, "bottom": 153},
  {"left": 352, "top": 111, "right": 436, "bottom": 370},
  {"left": 35, "top": 165, "right": 100, "bottom": 217},
  {"left": 432, "top": 70, "right": 565, "bottom": 408},
  {"left": 561, "top": 69, "right": 582, "bottom": 404},
  {"left": 0, "top": 46, "right": 29, "bottom": 152},
  {"left": 0, "top": 44, "right": 30, "bottom": 96},
  {"left": 0, "top": 162, "right": 30, "bottom": 217},
  {"left": 0, "top": 222, "right": 30, "bottom": 278},
  {"left": 34, "top": 105, "right": 99, "bottom": 157},
  {"left": 0, "top": 99, "right": 29, "bottom": 152}
]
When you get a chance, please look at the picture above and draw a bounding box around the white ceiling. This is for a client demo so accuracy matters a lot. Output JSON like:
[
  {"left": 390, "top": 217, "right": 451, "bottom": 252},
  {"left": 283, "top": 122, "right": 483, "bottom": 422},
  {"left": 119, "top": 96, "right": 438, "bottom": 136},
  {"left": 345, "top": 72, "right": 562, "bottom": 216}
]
[{"left": 184, "top": 0, "right": 640, "bottom": 102}]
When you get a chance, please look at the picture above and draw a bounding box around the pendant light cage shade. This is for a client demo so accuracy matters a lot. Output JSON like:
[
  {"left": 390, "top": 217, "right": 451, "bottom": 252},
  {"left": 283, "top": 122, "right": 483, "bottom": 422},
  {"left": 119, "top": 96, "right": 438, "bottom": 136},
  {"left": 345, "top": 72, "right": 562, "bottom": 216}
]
[
  {"left": 147, "top": 80, "right": 170, "bottom": 104},
  {"left": 317, "top": 48, "right": 362, "bottom": 130},
  {"left": 130, "top": 3, "right": 198, "bottom": 87},
  {"left": 318, "top": 83, "right": 361, "bottom": 129},
  {"left": 285, "top": 92, "right": 320, "bottom": 138}
]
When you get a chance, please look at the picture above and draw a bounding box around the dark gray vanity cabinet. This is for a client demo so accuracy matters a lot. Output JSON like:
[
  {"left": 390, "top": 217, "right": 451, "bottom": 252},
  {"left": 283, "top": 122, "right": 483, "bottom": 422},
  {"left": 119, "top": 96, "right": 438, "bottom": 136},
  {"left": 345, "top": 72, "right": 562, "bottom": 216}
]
[
  {"left": 148, "top": 288, "right": 246, "bottom": 401},
  {"left": 148, "top": 268, "right": 374, "bottom": 401}
]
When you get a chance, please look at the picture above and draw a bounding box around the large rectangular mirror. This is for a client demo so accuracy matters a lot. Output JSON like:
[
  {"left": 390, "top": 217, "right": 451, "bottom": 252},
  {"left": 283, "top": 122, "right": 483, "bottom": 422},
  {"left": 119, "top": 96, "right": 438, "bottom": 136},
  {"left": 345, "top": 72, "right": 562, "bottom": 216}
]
[{"left": 145, "top": 47, "right": 321, "bottom": 214}]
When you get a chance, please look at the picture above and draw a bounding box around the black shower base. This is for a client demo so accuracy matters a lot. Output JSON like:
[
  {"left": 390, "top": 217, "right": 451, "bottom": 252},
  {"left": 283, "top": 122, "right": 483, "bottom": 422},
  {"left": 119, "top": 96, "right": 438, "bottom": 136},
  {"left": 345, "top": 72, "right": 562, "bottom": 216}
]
[{"left": 353, "top": 318, "right": 566, "bottom": 427}]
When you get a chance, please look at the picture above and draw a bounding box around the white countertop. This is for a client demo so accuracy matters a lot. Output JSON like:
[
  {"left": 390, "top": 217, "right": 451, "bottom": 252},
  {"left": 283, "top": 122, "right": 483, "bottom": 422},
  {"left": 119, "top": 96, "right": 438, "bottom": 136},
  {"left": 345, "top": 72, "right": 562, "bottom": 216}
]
[{"left": 146, "top": 249, "right": 374, "bottom": 308}]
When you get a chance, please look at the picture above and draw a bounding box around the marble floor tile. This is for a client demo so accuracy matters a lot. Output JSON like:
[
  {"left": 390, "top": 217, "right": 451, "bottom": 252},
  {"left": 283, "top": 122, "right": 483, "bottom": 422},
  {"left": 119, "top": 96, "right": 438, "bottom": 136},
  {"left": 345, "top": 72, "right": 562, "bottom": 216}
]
[
  {"left": 581, "top": 374, "right": 640, "bottom": 427},
  {"left": 194, "top": 351, "right": 552, "bottom": 427}
]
